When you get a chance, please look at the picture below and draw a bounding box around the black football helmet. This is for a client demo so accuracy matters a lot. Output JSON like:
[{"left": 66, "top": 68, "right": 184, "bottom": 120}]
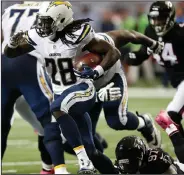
[
  {"left": 115, "top": 136, "right": 147, "bottom": 174},
  {"left": 148, "top": 1, "right": 175, "bottom": 36}
]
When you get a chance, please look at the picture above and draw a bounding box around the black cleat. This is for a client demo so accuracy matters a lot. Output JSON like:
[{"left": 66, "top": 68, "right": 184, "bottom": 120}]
[
  {"left": 137, "top": 112, "right": 161, "bottom": 148},
  {"left": 78, "top": 168, "right": 97, "bottom": 174}
]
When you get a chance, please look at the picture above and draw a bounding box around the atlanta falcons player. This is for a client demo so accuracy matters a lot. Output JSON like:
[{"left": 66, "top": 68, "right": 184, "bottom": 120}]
[{"left": 124, "top": 1, "right": 184, "bottom": 163}]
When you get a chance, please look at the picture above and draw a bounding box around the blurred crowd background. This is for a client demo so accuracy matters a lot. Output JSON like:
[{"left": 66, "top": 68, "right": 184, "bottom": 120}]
[{"left": 2, "top": 1, "right": 184, "bottom": 87}]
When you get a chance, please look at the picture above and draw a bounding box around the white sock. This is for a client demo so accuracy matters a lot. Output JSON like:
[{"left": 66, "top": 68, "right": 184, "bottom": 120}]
[
  {"left": 137, "top": 117, "right": 145, "bottom": 129},
  {"left": 166, "top": 124, "right": 179, "bottom": 136},
  {"left": 54, "top": 164, "right": 69, "bottom": 174},
  {"left": 73, "top": 145, "right": 93, "bottom": 169},
  {"left": 42, "top": 161, "right": 52, "bottom": 171}
]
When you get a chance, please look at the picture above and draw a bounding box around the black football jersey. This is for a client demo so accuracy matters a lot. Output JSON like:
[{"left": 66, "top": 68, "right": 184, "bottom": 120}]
[
  {"left": 145, "top": 23, "right": 184, "bottom": 88},
  {"left": 139, "top": 148, "right": 183, "bottom": 174}
]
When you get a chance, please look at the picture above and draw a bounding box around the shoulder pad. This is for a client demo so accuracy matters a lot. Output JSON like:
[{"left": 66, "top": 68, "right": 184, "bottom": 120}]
[{"left": 74, "top": 24, "right": 92, "bottom": 44}]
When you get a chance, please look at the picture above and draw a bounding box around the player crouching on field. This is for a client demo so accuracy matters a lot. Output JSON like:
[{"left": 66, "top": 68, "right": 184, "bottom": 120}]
[{"left": 115, "top": 136, "right": 184, "bottom": 174}]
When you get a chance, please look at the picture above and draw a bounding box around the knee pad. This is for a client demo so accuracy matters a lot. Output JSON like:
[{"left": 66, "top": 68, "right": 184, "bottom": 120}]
[
  {"left": 168, "top": 111, "right": 182, "bottom": 124},
  {"left": 43, "top": 123, "right": 61, "bottom": 143}
]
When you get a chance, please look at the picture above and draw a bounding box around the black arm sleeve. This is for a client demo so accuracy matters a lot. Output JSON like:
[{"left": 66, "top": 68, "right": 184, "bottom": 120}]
[
  {"left": 4, "top": 44, "right": 34, "bottom": 58},
  {"left": 123, "top": 26, "right": 152, "bottom": 66},
  {"left": 124, "top": 45, "right": 149, "bottom": 65}
]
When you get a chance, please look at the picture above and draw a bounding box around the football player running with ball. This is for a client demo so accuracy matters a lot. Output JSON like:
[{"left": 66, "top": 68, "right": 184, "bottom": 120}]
[
  {"left": 74, "top": 28, "right": 163, "bottom": 149},
  {"left": 4, "top": 1, "right": 123, "bottom": 174},
  {"left": 124, "top": 1, "right": 184, "bottom": 163}
]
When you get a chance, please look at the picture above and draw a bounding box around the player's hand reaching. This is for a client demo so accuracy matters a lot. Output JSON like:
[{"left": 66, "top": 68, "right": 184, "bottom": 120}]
[
  {"left": 97, "top": 82, "right": 122, "bottom": 102},
  {"left": 73, "top": 64, "right": 100, "bottom": 80},
  {"left": 8, "top": 31, "right": 25, "bottom": 48},
  {"left": 147, "top": 41, "right": 164, "bottom": 55}
]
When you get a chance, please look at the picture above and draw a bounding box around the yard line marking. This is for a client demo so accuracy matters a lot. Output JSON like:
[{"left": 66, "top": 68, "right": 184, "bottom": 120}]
[
  {"left": 2, "top": 170, "right": 17, "bottom": 173},
  {"left": 3, "top": 159, "right": 115, "bottom": 167},
  {"left": 2, "top": 160, "right": 78, "bottom": 166},
  {"left": 7, "top": 140, "right": 37, "bottom": 146},
  {"left": 3, "top": 155, "right": 178, "bottom": 167}
]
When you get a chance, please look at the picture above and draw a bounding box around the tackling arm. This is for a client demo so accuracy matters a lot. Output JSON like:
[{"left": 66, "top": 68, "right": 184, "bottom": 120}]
[
  {"left": 107, "top": 29, "right": 157, "bottom": 49},
  {"left": 115, "top": 26, "right": 158, "bottom": 66},
  {"left": 123, "top": 45, "right": 150, "bottom": 66}
]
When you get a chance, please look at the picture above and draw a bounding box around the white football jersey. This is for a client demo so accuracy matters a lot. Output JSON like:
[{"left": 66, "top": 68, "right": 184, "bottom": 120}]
[
  {"left": 93, "top": 33, "right": 123, "bottom": 90},
  {"left": 27, "top": 23, "right": 95, "bottom": 94},
  {"left": 2, "top": 2, "right": 43, "bottom": 63}
]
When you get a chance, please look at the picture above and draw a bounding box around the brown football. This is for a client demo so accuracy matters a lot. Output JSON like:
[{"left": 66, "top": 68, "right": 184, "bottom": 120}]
[{"left": 73, "top": 53, "right": 103, "bottom": 71}]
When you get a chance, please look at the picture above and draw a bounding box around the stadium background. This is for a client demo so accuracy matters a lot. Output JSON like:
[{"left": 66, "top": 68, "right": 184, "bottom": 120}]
[{"left": 2, "top": 1, "right": 184, "bottom": 174}]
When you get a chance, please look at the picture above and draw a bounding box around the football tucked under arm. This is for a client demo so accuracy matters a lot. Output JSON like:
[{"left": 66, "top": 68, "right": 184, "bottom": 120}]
[
  {"left": 73, "top": 52, "right": 103, "bottom": 71},
  {"left": 83, "top": 38, "right": 121, "bottom": 75}
]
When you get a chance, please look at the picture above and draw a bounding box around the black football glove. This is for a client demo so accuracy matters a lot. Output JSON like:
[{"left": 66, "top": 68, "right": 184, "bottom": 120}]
[
  {"left": 74, "top": 64, "right": 104, "bottom": 80},
  {"left": 8, "top": 31, "right": 26, "bottom": 48},
  {"left": 147, "top": 41, "right": 164, "bottom": 55}
]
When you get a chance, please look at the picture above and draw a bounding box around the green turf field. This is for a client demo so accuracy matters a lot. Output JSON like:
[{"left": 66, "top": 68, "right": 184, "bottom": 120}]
[{"left": 2, "top": 98, "right": 176, "bottom": 174}]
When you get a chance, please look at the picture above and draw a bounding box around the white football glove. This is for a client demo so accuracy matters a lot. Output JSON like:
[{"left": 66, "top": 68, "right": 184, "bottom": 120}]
[
  {"left": 97, "top": 82, "right": 122, "bottom": 102},
  {"left": 8, "top": 31, "right": 25, "bottom": 48}
]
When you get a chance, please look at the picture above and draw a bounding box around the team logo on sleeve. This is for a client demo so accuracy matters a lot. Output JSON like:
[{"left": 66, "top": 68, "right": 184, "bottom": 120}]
[{"left": 46, "top": 1, "right": 72, "bottom": 11}]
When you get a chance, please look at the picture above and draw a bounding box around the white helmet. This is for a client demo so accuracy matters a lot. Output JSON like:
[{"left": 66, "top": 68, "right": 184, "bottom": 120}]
[
  {"left": 23, "top": 1, "right": 43, "bottom": 5},
  {"left": 35, "top": 1, "right": 74, "bottom": 37}
]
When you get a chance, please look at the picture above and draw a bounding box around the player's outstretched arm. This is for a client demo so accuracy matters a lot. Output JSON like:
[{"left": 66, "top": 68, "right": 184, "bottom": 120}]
[
  {"left": 4, "top": 31, "right": 35, "bottom": 58},
  {"left": 83, "top": 38, "right": 121, "bottom": 72},
  {"left": 123, "top": 45, "right": 150, "bottom": 66},
  {"left": 107, "top": 29, "right": 157, "bottom": 49}
]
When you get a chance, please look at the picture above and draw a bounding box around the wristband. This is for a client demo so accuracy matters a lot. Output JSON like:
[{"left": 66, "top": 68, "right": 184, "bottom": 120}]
[
  {"left": 165, "top": 124, "right": 179, "bottom": 136},
  {"left": 94, "top": 65, "right": 104, "bottom": 77}
]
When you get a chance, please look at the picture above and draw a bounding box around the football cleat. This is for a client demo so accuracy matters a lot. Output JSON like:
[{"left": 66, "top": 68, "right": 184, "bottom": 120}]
[
  {"left": 40, "top": 168, "right": 54, "bottom": 174},
  {"left": 78, "top": 168, "right": 97, "bottom": 174},
  {"left": 78, "top": 160, "right": 97, "bottom": 174},
  {"left": 137, "top": 112, "right": 161, "bottom": 148}
]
